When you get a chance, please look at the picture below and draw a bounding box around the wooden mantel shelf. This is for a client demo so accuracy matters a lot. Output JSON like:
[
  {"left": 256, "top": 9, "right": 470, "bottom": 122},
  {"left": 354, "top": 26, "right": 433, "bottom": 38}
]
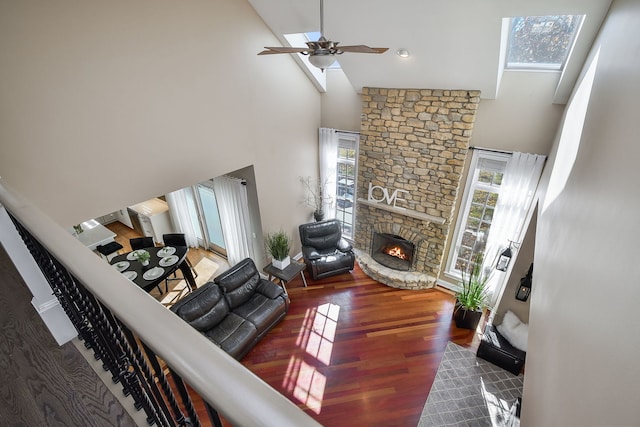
[{"left": 357, "top": 198, "right": 447, "bottom": 225}]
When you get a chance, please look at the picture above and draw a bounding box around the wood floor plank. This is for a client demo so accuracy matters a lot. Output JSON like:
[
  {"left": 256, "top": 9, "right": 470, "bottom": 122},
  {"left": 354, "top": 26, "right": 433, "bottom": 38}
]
[
  {"left": 105, "top": 222, "right": 484, "bottom": 426},
  {"left": 0, "top": 246, "right": 137, "bottom": 427},
  {"left": 180, "top": 264, "right": 485, "bottom": 427}
]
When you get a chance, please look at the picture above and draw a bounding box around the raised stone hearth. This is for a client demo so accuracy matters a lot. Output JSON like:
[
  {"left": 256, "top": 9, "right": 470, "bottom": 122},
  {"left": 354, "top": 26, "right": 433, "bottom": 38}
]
[
  {"left": 355, "top": 88, "right": 480, "bottom": 288},
  {"left": 356, "top": 249, "right": 436, "bottom": 290}
]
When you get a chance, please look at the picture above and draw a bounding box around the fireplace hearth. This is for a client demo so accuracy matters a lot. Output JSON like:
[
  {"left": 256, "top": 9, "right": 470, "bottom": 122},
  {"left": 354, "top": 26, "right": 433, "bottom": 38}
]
[{"left": 371, "top": 232, "right": 415, "bottom": 271}]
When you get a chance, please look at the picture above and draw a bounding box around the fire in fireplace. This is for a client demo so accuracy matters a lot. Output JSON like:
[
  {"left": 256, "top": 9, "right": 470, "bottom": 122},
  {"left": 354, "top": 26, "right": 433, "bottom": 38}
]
[{"left": 371, "top": 232, "right": 415, "bottom": 271}]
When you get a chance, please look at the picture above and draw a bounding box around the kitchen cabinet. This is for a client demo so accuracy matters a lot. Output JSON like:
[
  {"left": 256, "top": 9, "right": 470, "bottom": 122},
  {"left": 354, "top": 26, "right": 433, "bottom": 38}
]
[
  {"left": 128, "top": 198, "right": 174, "bottom": 245},
  {"left": 96, "top": 211, "right": 118, "bottom": 225}
]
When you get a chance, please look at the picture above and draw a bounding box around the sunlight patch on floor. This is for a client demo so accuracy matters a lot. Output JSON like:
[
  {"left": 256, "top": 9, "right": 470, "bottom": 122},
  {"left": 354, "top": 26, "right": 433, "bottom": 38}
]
[{"left": 284, "top": 303, "right": 340, "bottom": 413}]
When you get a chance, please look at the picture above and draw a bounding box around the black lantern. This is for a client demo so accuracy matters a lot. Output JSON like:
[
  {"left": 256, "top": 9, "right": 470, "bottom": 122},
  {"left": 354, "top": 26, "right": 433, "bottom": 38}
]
[
  {"left": 516, "top": 263, "right": 533, "bottom": 302},
  {"left": 495, "top": 245, "right": 512, "bottom": 271}
]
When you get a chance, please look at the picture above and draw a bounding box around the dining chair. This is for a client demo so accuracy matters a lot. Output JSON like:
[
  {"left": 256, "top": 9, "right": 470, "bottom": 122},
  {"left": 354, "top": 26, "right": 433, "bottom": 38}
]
[
  {"left": 162, "top": 233, "right": 198, "bottom": 291},
  {"left": 130, "top": 236, "right": 154, "bottom": 251}
]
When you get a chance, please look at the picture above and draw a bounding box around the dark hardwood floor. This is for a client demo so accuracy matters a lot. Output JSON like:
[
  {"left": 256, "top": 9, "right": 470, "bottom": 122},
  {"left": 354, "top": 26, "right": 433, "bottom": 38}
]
[
  {"left": 193, "top": 266, "right": 484, "bottom": 427},
  {"left": 104, "top": 221, "right": 484, "bottom": 426},
  {"left": 0, "top": 246, "right": 136, "bottom": 427}
]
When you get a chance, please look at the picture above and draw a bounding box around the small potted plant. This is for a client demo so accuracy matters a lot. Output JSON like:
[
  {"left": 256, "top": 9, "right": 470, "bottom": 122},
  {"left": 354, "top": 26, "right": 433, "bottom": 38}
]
[
  {"left": 265, "top": 230, "right": 291, "bottom": 270},
  {"left": 453, "top": 252, "right": 490, "bottom": 330},
  {"left": 134, "top": 249, "right": 151, "bottom": 267}
]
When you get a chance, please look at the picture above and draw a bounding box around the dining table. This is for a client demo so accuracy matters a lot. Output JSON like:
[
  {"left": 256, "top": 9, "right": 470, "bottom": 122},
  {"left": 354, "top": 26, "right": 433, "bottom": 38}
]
[{"left": 110, "top": 246, "right": 197, "bottom": 294}]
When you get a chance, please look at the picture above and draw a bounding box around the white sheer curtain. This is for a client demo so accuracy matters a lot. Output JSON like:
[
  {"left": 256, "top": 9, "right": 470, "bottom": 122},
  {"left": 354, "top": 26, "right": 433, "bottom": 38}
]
[
  {"left": 165, "top": 188, "right": 199, "bottom": 247},
  {"left": 212, "top": 175, "right": 254, "bottom": 266},
  {"left": 484, "top": 152, "right": 546, "bottom": 307},
  {"left": 319, "top": 127, "right": 338, "bottom": 218}
]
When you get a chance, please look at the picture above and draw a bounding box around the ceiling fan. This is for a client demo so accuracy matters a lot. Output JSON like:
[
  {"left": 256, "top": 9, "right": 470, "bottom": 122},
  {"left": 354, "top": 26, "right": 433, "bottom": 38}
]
[{"left": 258, "top": 0, "right": 389, "bottom": 70}]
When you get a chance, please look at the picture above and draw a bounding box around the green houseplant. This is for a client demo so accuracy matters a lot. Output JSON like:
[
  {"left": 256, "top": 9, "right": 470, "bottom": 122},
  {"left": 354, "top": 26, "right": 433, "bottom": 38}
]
[
  {"left": 265, "top": 230, "right": 291, "bottom": 270},
  {"left": 454, "top": 252, "right": 490, "bottom": 330},
  {"left": 134, "top": 249, "right": 151, "bottom": 266}
]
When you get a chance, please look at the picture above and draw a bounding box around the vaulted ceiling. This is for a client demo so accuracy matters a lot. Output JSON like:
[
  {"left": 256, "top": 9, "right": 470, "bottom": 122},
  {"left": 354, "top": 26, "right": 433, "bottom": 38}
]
[{"left": 248, "top": 0, "right": 611, "bottom": 103}]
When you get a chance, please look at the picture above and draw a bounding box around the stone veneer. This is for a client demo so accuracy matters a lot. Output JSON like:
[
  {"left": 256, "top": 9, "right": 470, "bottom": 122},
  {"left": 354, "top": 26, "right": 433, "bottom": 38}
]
[{"left": 355, "top": 88, "right": 481, "bottom": 289}]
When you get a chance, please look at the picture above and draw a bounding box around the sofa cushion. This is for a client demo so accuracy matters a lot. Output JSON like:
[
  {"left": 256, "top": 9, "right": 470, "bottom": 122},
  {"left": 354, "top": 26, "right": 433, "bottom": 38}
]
[
  {"left": 171, "top": 282, "right": 229, "bottom": 332},
  {"left": 203, "top": 312, "right": 258, "bottom": 360},
  {"left": 215, "top": 258, "right": 261, "bottom": 309},
  {"left": 232, "top": 293, "right": 286, "bottom": 335}
]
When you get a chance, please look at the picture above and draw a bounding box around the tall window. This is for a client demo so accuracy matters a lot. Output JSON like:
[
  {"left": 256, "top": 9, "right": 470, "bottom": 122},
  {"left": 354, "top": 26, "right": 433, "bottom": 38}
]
[
  {"left": 446, "top": 151, "right": 509, "bottom": 277},
  {"left": 334, "top": 132, "right": 358, "bottom": 240}
]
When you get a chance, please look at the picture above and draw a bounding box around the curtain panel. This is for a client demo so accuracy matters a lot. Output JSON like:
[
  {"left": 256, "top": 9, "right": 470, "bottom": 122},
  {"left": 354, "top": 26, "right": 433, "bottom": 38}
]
[
  {"left": 319, "top": 128, "right": 338, "bottom": 219},
  {"left": 484, "top": 152, "right": 546, "bottom": 307}
]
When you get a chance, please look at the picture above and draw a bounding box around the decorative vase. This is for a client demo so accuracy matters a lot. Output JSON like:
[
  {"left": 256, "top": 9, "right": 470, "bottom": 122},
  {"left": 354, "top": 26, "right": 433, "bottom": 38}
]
[
  {"left": 272, "top": 256, "right": 290, "bottom": 270},
  {"left": 141, "top": 259, "right": 150, "bottom": 267},
  {"left": 453, "top": 306, "right": 483, "bottom": 330},
  {"left": 314, "top": 210, "right": 325, "bottom": 222}
]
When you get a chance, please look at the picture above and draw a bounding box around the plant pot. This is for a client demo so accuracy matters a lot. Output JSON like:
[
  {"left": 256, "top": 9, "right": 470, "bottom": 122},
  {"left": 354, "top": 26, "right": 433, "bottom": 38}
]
[
  {"left": 141, "top": 259, "right": 150, "bottom": 267},
  {"left": 272, "top": 256, "right": 290, "bottom": 270},
  {"left": 314, "top": 210, "right": 325, "bottom": 221},
  {"left": 453, "top": 307, "right": 483, "bottom": 330}
]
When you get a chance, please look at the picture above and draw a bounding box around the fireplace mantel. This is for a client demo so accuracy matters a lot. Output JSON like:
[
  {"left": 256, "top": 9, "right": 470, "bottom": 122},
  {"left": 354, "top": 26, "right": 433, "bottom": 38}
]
[{"left": 357, "top": 198, "right": 446, "bottom": 225}]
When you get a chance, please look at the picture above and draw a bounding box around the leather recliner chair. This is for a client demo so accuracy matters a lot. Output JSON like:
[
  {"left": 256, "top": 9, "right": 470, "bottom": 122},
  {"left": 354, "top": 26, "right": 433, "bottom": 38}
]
[{"left": 299, "top": 219, "right": 355, "bottom": 280}]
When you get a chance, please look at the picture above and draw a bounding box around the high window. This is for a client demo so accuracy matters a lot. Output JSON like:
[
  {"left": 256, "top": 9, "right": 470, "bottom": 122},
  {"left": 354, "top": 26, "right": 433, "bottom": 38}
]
[
  {"left": 506, "top": 15, "right": 584, "bottom": 71},
  {"left": 446, "top": 151, "right": 509, "bottom": 277},
  {"left": 334, "top": 132, "right": 358, "bottom": 240}
]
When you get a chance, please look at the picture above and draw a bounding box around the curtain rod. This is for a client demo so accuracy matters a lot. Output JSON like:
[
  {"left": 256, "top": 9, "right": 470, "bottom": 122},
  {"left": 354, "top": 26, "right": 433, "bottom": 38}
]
[
  {"left": 469, "top": 146, "right": 512, "bottom": 155},
  {"left": 334, "top": 129, "right": 360, "bottom": 135}
]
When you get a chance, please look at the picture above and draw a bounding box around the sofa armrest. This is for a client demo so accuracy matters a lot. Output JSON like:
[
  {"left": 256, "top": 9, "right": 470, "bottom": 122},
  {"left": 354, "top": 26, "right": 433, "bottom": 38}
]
[
  {"left": 302, "top": 245, "right": 322, "bottom": 260},
  {"left": 337, "top": 238, "right": 353, "bottom": 253},
  {"left": 256, "top": 278, "right": 285, "bottom": 299}
]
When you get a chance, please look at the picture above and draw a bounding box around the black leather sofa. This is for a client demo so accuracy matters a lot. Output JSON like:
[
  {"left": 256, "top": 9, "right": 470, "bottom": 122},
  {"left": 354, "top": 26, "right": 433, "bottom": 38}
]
[
  {"left": 299, "top": 219, "right": 355, "bottom": 280},
  {"left": 170, "top": 258, "right": 289, "bottom": 360},
  {"left": 476, "top": 324, "right": 526, "bottom": 375}
]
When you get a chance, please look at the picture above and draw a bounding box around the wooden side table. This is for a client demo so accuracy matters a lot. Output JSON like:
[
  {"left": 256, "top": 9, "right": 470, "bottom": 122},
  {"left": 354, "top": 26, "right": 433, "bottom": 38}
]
[{"left": 263, "top": 261, "right": 307, "bottom": 296}]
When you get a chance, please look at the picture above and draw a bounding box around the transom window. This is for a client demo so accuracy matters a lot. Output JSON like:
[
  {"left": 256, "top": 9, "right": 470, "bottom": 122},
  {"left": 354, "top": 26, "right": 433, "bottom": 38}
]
[
  {"left": 506, "top": 15, "right": 584, "bottom": 71},
  {"left": 447, "top": 151, "right": 509, "bottom": 277}
]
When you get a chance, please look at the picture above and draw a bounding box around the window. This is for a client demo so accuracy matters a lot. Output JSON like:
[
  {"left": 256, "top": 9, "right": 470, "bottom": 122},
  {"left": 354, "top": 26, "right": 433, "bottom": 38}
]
[
  {"left": 506, "top": 15, "right": 584, "bottom": 71},
  {"left": 446, "top": 151, "right": 509, "bottom": 278},
  {"left": 334, "top": 132, "right": 358, "bottom": 240}
]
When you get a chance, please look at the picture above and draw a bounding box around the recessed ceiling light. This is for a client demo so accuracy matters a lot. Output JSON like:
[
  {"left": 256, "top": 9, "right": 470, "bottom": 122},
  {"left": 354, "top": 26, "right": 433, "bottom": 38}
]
[{"left": 396, "top": 49, "right": 410, "bottom": 58}]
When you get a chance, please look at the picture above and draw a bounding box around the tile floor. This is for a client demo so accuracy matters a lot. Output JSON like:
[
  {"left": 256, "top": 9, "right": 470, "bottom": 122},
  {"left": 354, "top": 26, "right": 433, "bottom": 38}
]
[{"left": 418, "top": 342, "right": 523, "bottom": 427}]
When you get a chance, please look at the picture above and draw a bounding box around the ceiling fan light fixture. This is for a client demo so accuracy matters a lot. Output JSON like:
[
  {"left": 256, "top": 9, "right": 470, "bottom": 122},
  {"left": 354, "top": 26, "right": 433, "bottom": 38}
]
[
  {"left": 308, "top": 54, "right": 337, "bottom": 70},
  {"left": 396, "top": 49, "right": 410, "bottom": 58}
]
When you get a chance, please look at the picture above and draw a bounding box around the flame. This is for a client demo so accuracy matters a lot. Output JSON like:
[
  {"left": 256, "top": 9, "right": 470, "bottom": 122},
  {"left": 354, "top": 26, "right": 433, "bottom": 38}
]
[{"left": 385, "top": 246, "right": 407, "bottom": 260}]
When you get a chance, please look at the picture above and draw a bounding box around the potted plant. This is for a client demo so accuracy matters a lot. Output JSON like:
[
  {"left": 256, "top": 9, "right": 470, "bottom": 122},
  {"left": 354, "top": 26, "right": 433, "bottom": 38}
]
[
  {"left": 265, "top": 230, "right": 291, "bottom": 270},
  {"left": 134, "top": 249, "right": 151, "bottom": 267},
  {"left": 453, "top": 252, "right": 490, "bottom": 330},
  {"left": 300, "top": 176, "right": 332, "bottom": 221}
]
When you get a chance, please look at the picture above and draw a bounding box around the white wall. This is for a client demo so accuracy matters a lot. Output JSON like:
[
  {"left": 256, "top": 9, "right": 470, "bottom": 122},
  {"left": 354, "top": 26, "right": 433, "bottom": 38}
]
[
  {"left": 321, "top": 70, "right": 362, "bottom": 131},
  {"left": 0, "top": 0, "right": 320, "bottom": 248},
  {"left": 523, "top": 0, "right": 640, "bottom": 424},
  {"left": 473, "top": 71, "right": 566, "bottom": 155}
]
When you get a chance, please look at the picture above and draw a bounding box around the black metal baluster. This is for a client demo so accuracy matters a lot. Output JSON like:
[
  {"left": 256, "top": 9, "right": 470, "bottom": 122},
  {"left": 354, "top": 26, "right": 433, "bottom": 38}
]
[
  {"left": 103, "top": 307, "right": 174, "bottom": 427},
  {"left": 139, "top": 340, "right": 190, "bottom": 427},
  {"left": 167, "top": 368, "right": 202, "bottom": 427},
  {"left": 75, "top": 285, "right": 162, "bottom": 426}
]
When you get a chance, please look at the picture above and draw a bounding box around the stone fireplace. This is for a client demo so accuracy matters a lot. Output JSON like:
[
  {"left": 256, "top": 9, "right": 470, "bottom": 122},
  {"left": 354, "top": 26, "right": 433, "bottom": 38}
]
[{"left": 354, "top": 88, "right": 480, "bottom": 289}]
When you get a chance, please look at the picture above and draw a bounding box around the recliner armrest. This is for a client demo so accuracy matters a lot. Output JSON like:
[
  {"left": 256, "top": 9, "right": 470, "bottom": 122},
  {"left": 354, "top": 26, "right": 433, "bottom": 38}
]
[
  {"left": 302, "top": 246, "right": 322, "bottom": 260},
  {"left": 256, "top": 279, "right": 285, "bottom": 299},
  {"left": 337, "top": 238, "right": 353, "bottom": 253}
]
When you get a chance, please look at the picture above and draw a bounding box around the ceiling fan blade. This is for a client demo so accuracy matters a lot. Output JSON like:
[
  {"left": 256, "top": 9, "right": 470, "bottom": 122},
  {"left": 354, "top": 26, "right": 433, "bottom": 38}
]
[
  {"left": 338, "top": 45, "right": 389, "bottom": 54},
  {"left": 258, "top": 47, "right": 311, "bottom": 55}
]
